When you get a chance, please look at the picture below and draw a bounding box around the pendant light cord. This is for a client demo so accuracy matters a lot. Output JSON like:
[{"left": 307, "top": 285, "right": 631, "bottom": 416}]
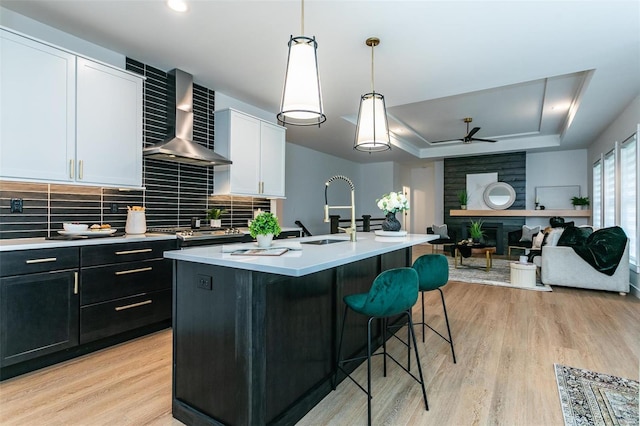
[
  {"left": 301, "top": 0, "right": 305, "bottom": 35},
  {"left": 370, "top": 43, "right": 375, "bottom": 94}
]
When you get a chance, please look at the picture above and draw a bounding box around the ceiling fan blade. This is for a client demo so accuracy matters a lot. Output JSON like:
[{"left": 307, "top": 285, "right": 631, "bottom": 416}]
[
  {"left": 471, "top": 138, "right": 498, "bottom": 143},
  {"left": 466, "top": 127, "right": 480, "bottom": 138},
  {"left": 430, "top": 138, "right": 465, "bottom": 144}
]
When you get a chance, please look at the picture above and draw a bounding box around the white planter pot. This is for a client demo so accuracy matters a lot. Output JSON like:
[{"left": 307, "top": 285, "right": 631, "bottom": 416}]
[
  {"left": 210, "top": 219, "right": 222, "bottom": 228},
  {"left": 574, "top": 205, "right": 583, "bottom": 210},
  {"left": 256, "top": 233, "right": 274, "bottom": 248}
]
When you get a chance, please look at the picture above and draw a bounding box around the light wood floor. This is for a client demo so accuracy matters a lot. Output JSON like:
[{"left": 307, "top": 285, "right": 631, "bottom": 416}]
[{"left": 1, "top": 244, "right": 639, "bottom": 425}]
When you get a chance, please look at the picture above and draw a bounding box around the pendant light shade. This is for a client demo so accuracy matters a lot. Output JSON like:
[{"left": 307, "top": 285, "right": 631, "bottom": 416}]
[
  {"left": 354, "top": 37, "right": 390, "bottom": 152},
  {"left": 277, "top": 36, "right": 326, "bottom": 126},
  {"left": 277, "top": 0, "right": 326, "bottom": 127}
]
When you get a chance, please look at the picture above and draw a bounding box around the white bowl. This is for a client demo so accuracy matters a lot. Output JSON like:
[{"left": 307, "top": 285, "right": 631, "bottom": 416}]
[{"left": 63, "top": 223, "right": 89, "bottom": 232}]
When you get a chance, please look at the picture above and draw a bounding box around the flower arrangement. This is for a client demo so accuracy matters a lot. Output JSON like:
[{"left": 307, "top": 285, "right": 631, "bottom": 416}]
[
  {"left": 249, "top": 212, "right": 281, "bottom": 238},
  {"left": 376, "top": 191, "right": 410, "bottom": 214}
]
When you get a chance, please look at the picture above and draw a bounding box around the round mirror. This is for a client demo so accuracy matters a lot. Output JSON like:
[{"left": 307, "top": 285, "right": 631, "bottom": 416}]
[{"left": 483, "top": 182, "right": 516, "bottom": 210}]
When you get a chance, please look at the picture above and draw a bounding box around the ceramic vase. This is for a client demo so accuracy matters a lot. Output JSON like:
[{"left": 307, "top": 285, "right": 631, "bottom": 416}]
[
  {"left": 256, "top": 233, "right": 274, "bottom": 248},
  {"left": 381, "top": 212, "right": 402, "bottom": 232},
  {"left": 210, "top": 219, "right": 222, "bottom": 228}
]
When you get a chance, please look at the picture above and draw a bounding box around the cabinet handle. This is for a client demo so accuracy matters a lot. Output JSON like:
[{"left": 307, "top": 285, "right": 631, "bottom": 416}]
[
  {"left": 115, "top": 248, "right": 153, "bottom": 255},
  {"left": 115, "top": 266, "right": 153, "bottom": 276},
  {"left": 115, "top": 300, "right": 152, "bottom": 311},
  {"left": 25, "top": 257, "right": 57, "bottom": 264},
  {"left": 73, "top": 271, "right": 78, "bottom": 295},
  {"left": 69, "top": 160, "right": 74, "bottom": 179},
  {"left": 79, "top": 160, "right": 84, "bottom": 180}
]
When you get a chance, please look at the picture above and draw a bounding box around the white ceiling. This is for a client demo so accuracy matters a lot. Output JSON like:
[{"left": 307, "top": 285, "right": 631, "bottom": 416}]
[{"left": 3, "top": 0, "right": 639, "bottom": 165}]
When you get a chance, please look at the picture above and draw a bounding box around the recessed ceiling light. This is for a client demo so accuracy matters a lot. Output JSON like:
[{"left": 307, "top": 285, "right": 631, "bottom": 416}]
[{"left": 167, "top": 0, "right": 188, "bottom": 13}]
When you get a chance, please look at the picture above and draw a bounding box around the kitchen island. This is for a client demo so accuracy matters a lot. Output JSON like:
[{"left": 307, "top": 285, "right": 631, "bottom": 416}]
[{"left": 164, "top": 233, "right": 434, "bottom": 425}]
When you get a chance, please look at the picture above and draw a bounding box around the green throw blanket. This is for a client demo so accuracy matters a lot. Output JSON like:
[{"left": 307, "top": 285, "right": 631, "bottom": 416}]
[{"left": 571, "top": 226, "right": 627, "bottom": 276}]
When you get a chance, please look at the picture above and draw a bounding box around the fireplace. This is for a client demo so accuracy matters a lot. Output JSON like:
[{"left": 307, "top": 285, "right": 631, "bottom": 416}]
[{"left": 461, "top": 222, "right": 504, "bottom": 254}]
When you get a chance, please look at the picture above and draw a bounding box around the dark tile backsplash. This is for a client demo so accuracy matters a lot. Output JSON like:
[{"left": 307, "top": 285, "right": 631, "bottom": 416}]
[{"left": 0, "top": 58, "right": 268, "bottom": 240}]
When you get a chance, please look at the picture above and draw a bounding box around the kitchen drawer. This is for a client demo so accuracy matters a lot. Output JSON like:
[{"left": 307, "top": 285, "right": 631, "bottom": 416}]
[
  {"left": 80, "top": 289, "right": 171, "bottom": 344},
  {"left": 0, "top": 247, "right": 79, "bottom": 277},
  {"left": 81, "top": 240, "right": 176, "bottom": 267},
  {"left": 81, "top": 258, "right": 172, "bottom": 305}
]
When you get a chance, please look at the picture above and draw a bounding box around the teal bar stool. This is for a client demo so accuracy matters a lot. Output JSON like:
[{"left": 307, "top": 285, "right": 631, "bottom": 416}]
[
  {"left": 412, "top": 254, "right": 456, "bottom": 363},
  {"left": 334, "top": 267, "right": 429, "bottom": 425}
]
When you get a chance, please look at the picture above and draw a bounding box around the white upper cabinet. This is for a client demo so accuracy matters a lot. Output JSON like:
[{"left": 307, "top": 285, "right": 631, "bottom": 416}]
[
  {"left": 1, "top": 30, "right": 76, "bottom": 182},
  {"left": 214, "top": 109, "right": 286, "bottom": 198},
  {"left": 0, "top": 29, "right": 143, "bottom": 188},
  {"left": 76, "top": 58, "right": 142, "bottom": 187}
]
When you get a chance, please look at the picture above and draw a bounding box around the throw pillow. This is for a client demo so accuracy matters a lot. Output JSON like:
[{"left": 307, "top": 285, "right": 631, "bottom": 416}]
[
  {"left": 519, "top": 225, "right": 540, "bottom": 242},
  {"left": 557, "top": 225, "right": 593, "bottom": 247},
  {"left": 532, "top": 231, "right": 545, "bottom": 249},
  {"left": 544, "top": 228, "right": 565, "bottom": 247},
  {"left": 432, "top": 224, "right": 449, "bottom": 239}
]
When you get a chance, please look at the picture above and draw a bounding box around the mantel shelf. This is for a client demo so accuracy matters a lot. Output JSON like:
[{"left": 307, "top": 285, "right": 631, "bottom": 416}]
[{"left": 450, "top": 209, "right": 591, "bottom": 217}]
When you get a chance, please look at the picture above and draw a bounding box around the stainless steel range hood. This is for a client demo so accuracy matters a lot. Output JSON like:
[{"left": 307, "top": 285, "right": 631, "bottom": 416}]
[{"left": 143, "top": 69, "right": 231, "bottom": 166}]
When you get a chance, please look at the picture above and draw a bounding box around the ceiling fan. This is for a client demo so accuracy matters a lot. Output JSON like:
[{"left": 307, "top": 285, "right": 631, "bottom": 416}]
[{"left": 431, "top": 117, "right": 497, "bottom": 144}]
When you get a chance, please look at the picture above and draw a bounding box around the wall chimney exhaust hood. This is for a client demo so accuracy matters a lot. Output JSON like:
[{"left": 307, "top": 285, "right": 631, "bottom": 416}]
[{"left": 143, "top": 69, "right": 232, "bottom": 166}]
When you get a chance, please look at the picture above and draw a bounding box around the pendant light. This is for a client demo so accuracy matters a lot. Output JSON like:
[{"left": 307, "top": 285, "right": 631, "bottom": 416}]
[
  {"left": 354, "top": 37, "right": 390, "bottom": 152},
  {"left": 277, "top": 0, "right": 326, "bottom": 127}
]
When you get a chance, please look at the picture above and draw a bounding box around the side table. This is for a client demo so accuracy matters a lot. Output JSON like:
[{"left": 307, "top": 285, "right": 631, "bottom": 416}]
[{"left": 510, "top": 262, "right": 537, "bottom": 287}]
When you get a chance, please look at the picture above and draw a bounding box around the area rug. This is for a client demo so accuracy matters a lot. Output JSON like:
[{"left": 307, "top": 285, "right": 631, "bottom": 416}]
[
  {"left": 554, "top": 364, "right": 639, "bottom": 426},
  {"left": 446, "top": 256, "right": 552, "bottom": 291}
]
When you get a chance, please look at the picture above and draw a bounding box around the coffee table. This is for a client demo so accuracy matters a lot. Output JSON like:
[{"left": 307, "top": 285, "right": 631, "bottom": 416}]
[{"left": 454, "top": 244, "right": 497, "bottom": 272}]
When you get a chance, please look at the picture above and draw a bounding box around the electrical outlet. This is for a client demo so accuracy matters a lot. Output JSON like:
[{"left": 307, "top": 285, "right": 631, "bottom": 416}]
[
  {"left": 10, "top": 198, "right": 23, "bottom": 213},
  {"left": 110, "top": 203, "right": 119, "bottom": 213},
  {"left": 197, "top": 274, "right": 213, "bottom": 290}
]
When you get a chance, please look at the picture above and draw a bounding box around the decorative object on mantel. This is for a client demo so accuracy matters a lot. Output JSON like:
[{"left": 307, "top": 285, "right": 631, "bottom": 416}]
[
  {"left": 555, "top": 364, "right": 638, "bottom": 426},
  {"left": 376, "top": 191, "right": 409, "bottom": 232},
  {"left": 354, "top": 37, "right": 391, "bottom": 152},
  {"left": 482, "top": 182, "right": 516, "bottom": 210},
  {"left": 206, "top": 208, "right": 227, "bottom": 228},
  {"left": 571, "top": 196, "right": 590, "bottom": 210},
  {"left": 277, "top": 0, "right": 326, "bottom": 127},
  {"left": 456, "top": 189, "right": 468, "bottom": 210},
  {"left": 249, "top": 212, "right": 282, "bottom": 248}
]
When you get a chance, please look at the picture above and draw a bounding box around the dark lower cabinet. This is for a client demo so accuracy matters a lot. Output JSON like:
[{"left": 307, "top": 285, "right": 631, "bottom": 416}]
[
  {"left": 81, "top": 289, "right": 171, "bottom": 343},
  {"left": 0, "top": 270, "right": 79, "bottom": 367},
  {"left": 1, "top": 239, "right": 175, "bottom": 380}
]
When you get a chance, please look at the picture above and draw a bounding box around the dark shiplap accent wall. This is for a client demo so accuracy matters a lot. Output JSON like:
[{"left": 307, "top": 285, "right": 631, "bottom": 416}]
[
  {"left": 0, "top": 60, "right": 269, "bottom": 239},
  {"left": 444, "top": 152, "right": 527, "bottom": 254}
]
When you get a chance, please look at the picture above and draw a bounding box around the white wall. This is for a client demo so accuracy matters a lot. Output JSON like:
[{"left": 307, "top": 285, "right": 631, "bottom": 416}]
[
  {"left": 358, "top": 162, "right": 395, "bottom": 215},
  {"left": 1, "top": 6, "right": 124, "bottom": 67},
  {"left": 525, "top": 149, "right": 589, "bottom": 229},
  {"left": 214, "top": 92, "right": 275, "bottom": 124},
  {"left": 410, "top": 165, "right": 436, "bottom": 234},
  {"left": 281, "top": 143, "right": 363, "bottom": 236}
]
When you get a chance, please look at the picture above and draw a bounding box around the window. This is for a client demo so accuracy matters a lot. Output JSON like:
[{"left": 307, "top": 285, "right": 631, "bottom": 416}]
[
  {"left": 603, "top": 150, "right": 616, "bottom": 228},
  {"left": 593, "top": 126, "right": 639, "bottom": 271},
  {"left": 620, "top": 133, "right": 637, "bottom": 266},
  {"left": 592, "top": 160, "right": 602, "bottom": 228}
]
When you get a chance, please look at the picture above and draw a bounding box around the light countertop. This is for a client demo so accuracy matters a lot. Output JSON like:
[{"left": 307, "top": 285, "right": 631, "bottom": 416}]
[
  {"left": 164, "top": 233, "right": 436, "bottom": 277},
  {"left": 0, "top": 233, "right": 177, "bottom": 251}
]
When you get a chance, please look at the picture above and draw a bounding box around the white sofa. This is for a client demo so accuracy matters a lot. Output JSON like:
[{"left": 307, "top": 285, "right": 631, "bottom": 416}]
[{"left": 538, "top": 240, "right": 630, "bottom": 294}]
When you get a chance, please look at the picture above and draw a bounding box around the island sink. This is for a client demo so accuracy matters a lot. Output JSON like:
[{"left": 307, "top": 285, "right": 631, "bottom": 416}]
[{"left": 301, "top": 239, "right": 348, "bottom": 245}]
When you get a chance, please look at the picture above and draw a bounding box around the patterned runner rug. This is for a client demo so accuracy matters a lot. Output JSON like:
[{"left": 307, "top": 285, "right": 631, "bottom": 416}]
[
  {"left": 555, "top": 364, "right": 639, "bottom": 425},
  {"left": 446, "top": 256, "right": 552, "bottom": 292}
]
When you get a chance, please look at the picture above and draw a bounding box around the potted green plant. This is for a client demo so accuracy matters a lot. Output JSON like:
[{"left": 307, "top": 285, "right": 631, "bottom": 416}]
[
  {"left": 206, "top": 208, "right": 227, "bottom": 228},
  {"left": 571, "top": 196, "right": 590, "bottom": 210},
  {"left": 249, "top": 212, "right": 282, "bottom": 247},
  {"left": 457, "top": 190, "right": 469, "bottom": 210},
  {"left": 469, "top": 219, "right": 485, "bottom": 243}
]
